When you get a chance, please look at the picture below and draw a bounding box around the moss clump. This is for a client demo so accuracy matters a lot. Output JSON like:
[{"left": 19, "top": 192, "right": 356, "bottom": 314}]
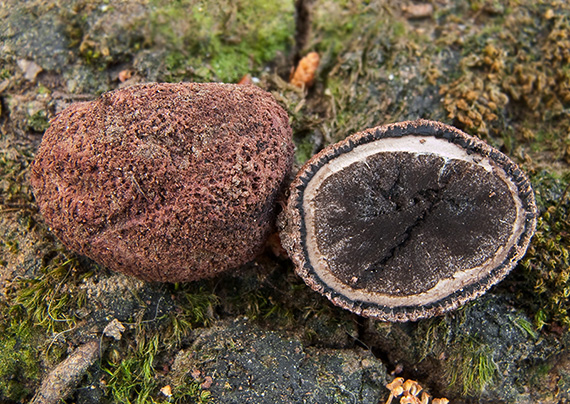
[
  {"left": 103, "top": 320, "right": 215, "bottom": 403},
  {"left": 101, "top": 283, "right": 217, "bottom": 403},
  {"left": 27, "top": 110, "right": 50, "bottom": 133},
  {"left": 0, "top": 251, "right": 96, "bottom": 401},
  {"left": 165, "top": 283, "right": 220, "bottom": 347},
  {"left": 303, "top": 0, "right": 447, "bottom": 146},
  {"left": 0, "top": 147, "right": 34, "bottom": 210},
  {"left": 223, "top": 269, "right": 301, "bottom": 327},
  {"left": 516, "top": 171, "right": 570, "bottom": 329},
  {"left": 437, "top": 2, "right": 570, "bottom": 155},
  {"left": 13, "top": 255, "right": 88, "bottom": 335},
  {"left": 0, "top": 307, "right": 40, "bottom": 402},
  {"left": 103, "top": 332, "right": 161, "bottom": 404},
  {"left": 310, "top": 0, "right": 372, "bottom": 57},
  {"left": 445, "top": 335, "right": 499, "bottom": 395},
  {"left": 417, "top": 313, "right": 498, "bottom": 396},
  {"left": 150, "top": 0, "right": 295, "bottom": 83}
]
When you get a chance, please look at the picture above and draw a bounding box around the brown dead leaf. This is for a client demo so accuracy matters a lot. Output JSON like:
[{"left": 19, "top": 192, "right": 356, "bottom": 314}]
[{"left": 290, "top": 52, "right": 320, "bottom": 89}]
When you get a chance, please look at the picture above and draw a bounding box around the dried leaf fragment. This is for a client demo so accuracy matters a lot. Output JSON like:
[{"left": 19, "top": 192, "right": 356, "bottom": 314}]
[
  {"left": 385, "top": 377, "right": 449, "bottom": 404},
  {"left": 118, "top": 69, "right": 133, "bottom": 82},
  {"left": 290, "top": 52, "right": 320, "bottom": 89},
  {"left": 201, "top": 375, "right": 213, "bottom": 389},
  {"left": 237, "top": 74, "right": 253, "bottom": 85},
  {"left": 160, "top": 385, "right": 173, "bottom": 397}
]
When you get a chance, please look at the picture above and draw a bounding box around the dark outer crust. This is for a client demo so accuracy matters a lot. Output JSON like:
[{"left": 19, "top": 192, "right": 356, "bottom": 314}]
[
  {"left": 278, "top": 119, "right": 537, "bottom": 322},
  {"left": 31, "top": 83, "right": 294, "bottom": 282}
]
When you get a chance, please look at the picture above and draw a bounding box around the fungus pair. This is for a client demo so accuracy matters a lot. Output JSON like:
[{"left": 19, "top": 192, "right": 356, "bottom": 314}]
[{"left": 31, "top": 83, "right": 536, "bottom": 322}]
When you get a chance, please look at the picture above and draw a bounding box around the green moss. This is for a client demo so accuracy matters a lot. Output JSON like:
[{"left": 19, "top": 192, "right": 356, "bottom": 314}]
[
  {"left": 308, "top": 0, "right": 440, "bottom": 145},
  {"left": 27, "top": 110, "right": 50, "bottom": 133},
  {"left": 103, "top": 333, "right": 160, "bottom": 404},
  {"left": 447, "top": 336, "right": 498, "bottom": 395},
  {"left": 164, "top": 283, "right": 219, "bottom": 347},
  {"left": 0, "top": 307, "right": 40, "bottom": 402},
  {"left": 437, "top": 2, "right": 570, "bottom": 155},
  {"left": 0, "top": 68, "right": 12, "bottom": 80},
  {"left": 100, "top": 283, "right": 218, "bottom": 402},
  {"left": 103, "top": 322, "right": 213, "bottom": 403},
  {"left": 0, "top": 147, "right": 34, "bottom": 209},
  {"left": 311, "top": 0, "right": 378, "bottom": 58},
  {"left": 391, "top": 21, "right": 406, "bottom": 39},
  {"left": 294, "top": 136, "right": 315, "bottom": 165},
  {"left": 37, "top": 84, "right": 51, "bottom": 95},
  {"left": 509, "top": 315, "right": 538, "bottom": 339},
  {"left": 0, "top": 236, "right": 19, "bottom": 254},
  {"left": 419, "top": 316, "right": 452, "bottom": 361},
  {"left": 171, "top": 379, "right": 212, "bottom": 404},
  {"left": 413, "top": 306, "right": 508, "bottom": 397},
  {"left": 516, "top": 171, "right": 570, "bottom": 329},
  {"left": 14, "top": 255, "right": 89, "bottom": 335},
  {"left": 150, "top": 0, "right": 295, "bottom": 83}
]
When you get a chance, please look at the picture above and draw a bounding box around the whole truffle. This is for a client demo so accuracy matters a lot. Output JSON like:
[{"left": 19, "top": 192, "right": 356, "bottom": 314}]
[
  {"left": 279, "top": 120, "right": 537, "bottom": 321},
  {"left": 31, "top": 83, "right": 294, "bottom": 282}
]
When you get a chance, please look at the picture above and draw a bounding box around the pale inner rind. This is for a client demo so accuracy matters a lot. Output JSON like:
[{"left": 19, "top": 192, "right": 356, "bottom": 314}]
[{"left": 303, "top": 135, "right": 525, "bottom": 307}]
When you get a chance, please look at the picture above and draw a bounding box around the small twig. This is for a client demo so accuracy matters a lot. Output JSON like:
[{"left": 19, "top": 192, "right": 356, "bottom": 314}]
[
  {"left": 46, "top": 325, "right": 77, "bottom": 358},
  {"left": 141, "top": 296, "right": 165, "bottom": 324},
  {"left": 31, "top": 340, "right": 100, "bottom": 404}
]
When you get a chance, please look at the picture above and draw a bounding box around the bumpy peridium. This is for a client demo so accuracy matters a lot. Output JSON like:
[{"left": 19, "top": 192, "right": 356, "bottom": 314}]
[
  {"left": 31, "top": 82, "right": 294, "bottom": 283},
  {"left": 279, "top": 119, "right": 537, "bottom": 321}
]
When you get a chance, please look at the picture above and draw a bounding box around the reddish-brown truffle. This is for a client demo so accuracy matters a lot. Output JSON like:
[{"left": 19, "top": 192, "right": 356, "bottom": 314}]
[
  {"left": 279, "top": 120, "right": 537, "bottom": 321},
  {"left": 31, "top": 83, "right": 294, "bottom": 282}
]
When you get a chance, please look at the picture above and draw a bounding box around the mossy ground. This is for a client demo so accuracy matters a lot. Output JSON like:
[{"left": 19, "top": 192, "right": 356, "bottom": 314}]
[
  {"left": 150, "top": 0, "right": 295, "bottom": 83},
  {"left": 1, "top": 0, "right": 570, "bottom": 403}
]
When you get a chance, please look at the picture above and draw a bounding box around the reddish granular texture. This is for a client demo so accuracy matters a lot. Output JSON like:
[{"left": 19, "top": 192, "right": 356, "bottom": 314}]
[{"left": 31, "top": 83, "right": 294, "bottom": 282}]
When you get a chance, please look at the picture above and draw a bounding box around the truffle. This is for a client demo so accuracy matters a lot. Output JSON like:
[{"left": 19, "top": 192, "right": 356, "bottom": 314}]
[
  {"left": 31, "top": 83, "right": 294, "bottom": 282},
  {"left": 279, "top": 120, "right": 536, "bottom": 321}
]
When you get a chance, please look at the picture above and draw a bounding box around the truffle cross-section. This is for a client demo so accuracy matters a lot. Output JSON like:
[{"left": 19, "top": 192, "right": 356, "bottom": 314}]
[{"left": 279, "top": 120, "right": 537, "bottom": 321}]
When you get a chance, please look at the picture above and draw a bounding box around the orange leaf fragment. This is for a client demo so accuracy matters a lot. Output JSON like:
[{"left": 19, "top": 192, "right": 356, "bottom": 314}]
[
  {"left": 290, "top": 52, "right": 320, "bottom": 89},
  {"left": 237, "top": 74, "right": 253, "bottom": 85}
]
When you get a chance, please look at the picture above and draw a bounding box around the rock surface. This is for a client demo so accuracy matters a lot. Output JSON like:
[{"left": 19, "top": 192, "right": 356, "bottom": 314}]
[
  {"left": 170, "top": 318, "right": 389, "bottom": 403},
  {"left": 31, "top": 83, "right": 294, "bottom": 282}
]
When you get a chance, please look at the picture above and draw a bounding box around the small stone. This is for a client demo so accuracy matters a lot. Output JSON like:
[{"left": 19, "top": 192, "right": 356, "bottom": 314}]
[
  {"left": 17, "top": 59, "right": 43, "bottom": 82},
  {"left": 103, "top": 318, "right": 126, "bottom": 340},
  {"left": 31, "top": 82, "right": 294, "bottom": 282}
]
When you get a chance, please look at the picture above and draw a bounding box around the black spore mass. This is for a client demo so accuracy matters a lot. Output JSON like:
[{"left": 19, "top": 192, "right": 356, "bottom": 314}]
[{"left": 313, "top": 152, "right": 515, "bottom": 296}]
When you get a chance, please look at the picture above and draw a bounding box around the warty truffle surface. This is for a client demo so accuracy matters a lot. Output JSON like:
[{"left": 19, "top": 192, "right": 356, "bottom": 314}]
[{"left": 31, "top": 82, "right": 294, "bottom": 282}]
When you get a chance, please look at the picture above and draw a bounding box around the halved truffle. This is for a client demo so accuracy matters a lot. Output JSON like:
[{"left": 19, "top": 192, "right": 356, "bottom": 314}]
[
  {"left": 279, "top": 120, "right": 537, "bottom": 321},
  {"left": 31, "top": 83, "right": 294, "bottom": 282}
]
